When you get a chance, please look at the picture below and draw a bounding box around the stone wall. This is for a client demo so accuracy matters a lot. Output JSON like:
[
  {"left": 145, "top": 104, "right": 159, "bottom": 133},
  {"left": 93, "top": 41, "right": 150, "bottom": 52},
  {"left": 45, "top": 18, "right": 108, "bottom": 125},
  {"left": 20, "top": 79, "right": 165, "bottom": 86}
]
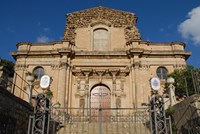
[
  {"left": 172, "top": 94, "right": 200, "bottom": 133},
  {"left": 0, "top": 86, "right": 33, "bottom": 134}
]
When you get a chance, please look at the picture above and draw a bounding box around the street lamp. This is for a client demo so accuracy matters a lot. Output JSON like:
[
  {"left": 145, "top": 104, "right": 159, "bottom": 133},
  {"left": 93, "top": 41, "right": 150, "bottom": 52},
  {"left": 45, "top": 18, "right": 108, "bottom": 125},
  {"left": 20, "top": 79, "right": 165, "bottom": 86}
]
[
  {"left": 167, "top": 77, "right": 176, "bottom": 106},
  {"left": 26, "top": 74, "right": 35, "bottom": 105}
]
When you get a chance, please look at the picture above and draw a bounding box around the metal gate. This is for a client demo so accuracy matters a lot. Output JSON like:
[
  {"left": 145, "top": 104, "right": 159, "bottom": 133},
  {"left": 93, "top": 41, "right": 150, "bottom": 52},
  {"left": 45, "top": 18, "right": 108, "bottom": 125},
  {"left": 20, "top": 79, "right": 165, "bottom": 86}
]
[
  {"left": 28, "top": 93, "right": 172, "bottom": 134},
  {"left": 28, "top": 94, "right": 50, "bottom": 134},
  {"left": 50, "top": 107, "right": 151, "bottom": 134}
]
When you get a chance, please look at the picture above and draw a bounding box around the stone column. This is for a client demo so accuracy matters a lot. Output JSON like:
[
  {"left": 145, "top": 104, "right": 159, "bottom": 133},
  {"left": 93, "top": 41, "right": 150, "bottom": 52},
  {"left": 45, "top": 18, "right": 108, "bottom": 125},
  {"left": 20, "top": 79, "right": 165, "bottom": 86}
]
[
  {"left": 82, "top": 69, "right": 92, "bottom": 110},
  {"left": 57, "top": 62, "right": 68, "bottom": 107},
  {"left": 66, "top": 64, "right": 71, "bottom": 110},
  {"left": 130, "top": 58, "right": 135, "bottom": 108},
  {"left": 133, "top": 59, "right": 140, "bottom": 108},
  {"left": 110, "top": 69, "right": 119, "bottom": 92}
]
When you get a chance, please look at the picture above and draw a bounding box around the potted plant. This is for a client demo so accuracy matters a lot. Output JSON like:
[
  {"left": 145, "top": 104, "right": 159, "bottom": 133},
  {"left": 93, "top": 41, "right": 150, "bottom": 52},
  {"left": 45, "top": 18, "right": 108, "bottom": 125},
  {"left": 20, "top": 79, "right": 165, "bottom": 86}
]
[{"left": 44, "top": 89, "right": 53, "bottom": 98}]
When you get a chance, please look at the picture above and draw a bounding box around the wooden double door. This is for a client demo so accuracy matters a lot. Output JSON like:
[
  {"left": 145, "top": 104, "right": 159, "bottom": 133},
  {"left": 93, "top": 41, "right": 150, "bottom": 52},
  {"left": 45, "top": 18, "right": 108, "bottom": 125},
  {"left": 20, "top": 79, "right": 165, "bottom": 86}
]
[{"left": 90, "top": 85, "right": 111, "bottom": 122}]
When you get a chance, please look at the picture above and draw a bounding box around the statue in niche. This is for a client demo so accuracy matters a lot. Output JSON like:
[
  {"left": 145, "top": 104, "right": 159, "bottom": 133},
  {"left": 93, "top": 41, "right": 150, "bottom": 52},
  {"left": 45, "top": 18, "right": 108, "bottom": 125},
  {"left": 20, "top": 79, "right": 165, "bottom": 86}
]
[
  {"left": 80, "top": 98, "right": 85, "bottom": 108},
  {"left": 116, "top": 97, "right": 121, "bottom": 108}
]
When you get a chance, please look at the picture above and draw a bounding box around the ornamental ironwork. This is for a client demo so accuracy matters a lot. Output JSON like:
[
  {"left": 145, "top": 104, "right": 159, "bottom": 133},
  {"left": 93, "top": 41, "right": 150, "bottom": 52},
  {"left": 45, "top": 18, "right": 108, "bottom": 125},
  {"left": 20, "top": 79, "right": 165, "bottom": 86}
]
[
  {"left": 28, "top": 93, "right": 50, "bottom": 134},
  {"left": 150, "top": 94, "right": 168, "bottom": 134}
]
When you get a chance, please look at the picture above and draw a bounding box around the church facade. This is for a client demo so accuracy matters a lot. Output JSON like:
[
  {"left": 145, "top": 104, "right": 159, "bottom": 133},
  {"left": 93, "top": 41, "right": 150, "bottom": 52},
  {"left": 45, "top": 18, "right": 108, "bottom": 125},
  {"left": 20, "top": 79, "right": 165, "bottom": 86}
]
[{"left": 12, "top": 7, "right": 191, "bottom": 109}]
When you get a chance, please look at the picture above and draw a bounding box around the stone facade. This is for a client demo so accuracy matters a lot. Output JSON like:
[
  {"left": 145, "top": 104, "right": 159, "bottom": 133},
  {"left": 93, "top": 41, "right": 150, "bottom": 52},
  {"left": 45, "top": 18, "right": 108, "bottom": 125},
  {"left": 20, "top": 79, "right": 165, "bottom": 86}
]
[{"left": 11, "top": 7, "right": 191, "bottom": 109}]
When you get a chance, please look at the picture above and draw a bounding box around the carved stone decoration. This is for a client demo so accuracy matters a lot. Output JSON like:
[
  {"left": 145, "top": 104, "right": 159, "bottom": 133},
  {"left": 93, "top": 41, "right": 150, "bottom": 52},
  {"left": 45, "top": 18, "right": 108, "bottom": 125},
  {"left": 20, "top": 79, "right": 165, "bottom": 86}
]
[
  {"left": 116, "top": 97, "right": 121, "bottom": 108},
  {"left": 76, "top": 78, "right": 81, "bottom": 90},
  {"left": 133, "top": 61, "right": 141, "bottom": 69},
  {"left": 72, "top": 68, "right": 130, "bottom": 79},
  {"left": 15, "top": 64, "right": 28, "bottom": 70},
  {"left": 79, "top": 98, "right": 85, "bottom": 108},
  {"left": 120, "top": 80, "right": 124, "bottom": 91},
  {"left": 124, "top": 26, "right": 141, "bottom": 45},
  {"left": 51, "top": 64, "right": 60, "bottom": 70},
  {"left": 110, "top": 69, "right": 119, "bottom": 91},
  {"left": 119, "top": 69, "right": 130, "bottom": 76},
  {"left": 95, "top": 69, "right": 106, "bottom": 82},
  {"left": 141, "top": 63, "right": 150, "bottom": 70},
  {"left": 174, "top": 64, "right": 185, "bottom": 69},
  {"left": 114, "top": 90, "right": 126, "bottom": 108},
  {"left": 72, "top": 69, "right": 83, "bottom": 77},
  {"left": 64, "top": 7, "right": 141, "bottom": 45},
  {"left": 59, "top": 62, "right": 68, "bottom": 69}
]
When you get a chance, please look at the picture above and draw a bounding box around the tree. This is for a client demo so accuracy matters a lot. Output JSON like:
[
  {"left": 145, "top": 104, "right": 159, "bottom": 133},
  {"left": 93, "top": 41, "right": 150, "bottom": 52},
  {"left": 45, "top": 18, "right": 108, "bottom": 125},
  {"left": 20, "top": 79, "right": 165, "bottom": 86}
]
[
  {"left": 167, "top": 65, "right": 199, "bottom": 99},
  {"left": 0, "top": 58, "right": 15, "bottom": 77}
]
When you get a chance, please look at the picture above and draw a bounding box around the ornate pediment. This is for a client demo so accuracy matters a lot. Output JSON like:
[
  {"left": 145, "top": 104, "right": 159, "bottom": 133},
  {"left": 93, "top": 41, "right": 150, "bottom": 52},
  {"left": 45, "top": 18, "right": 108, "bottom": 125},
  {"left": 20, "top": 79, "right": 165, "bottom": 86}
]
[{"left": 64, "top": 6, "right": 141, "bottom": 45}]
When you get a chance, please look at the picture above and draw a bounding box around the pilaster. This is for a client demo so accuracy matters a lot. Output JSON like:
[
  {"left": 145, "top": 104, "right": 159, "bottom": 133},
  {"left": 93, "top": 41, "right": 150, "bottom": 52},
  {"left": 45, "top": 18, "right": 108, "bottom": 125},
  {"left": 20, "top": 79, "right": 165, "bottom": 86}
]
[{"left": 57, "top": 62, "right": 68, "bottom": 107}]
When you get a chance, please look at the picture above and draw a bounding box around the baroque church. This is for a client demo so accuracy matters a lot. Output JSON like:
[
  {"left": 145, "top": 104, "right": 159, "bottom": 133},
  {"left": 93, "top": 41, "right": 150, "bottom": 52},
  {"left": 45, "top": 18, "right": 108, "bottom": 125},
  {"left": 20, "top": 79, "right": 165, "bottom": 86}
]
[{"left": 12, "top": 7, "right": 191, "bottom": 110}]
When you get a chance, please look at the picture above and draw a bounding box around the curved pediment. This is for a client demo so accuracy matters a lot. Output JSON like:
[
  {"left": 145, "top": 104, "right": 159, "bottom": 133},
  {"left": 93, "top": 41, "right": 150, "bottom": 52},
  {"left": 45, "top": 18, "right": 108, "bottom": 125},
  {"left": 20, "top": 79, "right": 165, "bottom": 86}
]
[
  {"left": 64, "top": 6, "right": 141, "bottom": 45},
  {"left": 90, "top": 20, "right": 112, "bottom": 27}
]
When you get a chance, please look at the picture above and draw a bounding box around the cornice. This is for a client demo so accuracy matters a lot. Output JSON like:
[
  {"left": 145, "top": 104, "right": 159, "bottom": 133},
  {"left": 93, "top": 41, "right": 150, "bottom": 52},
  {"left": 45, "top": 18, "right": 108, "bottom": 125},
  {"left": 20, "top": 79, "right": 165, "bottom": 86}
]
[
  {"left": 72, "top": 67, "right": 130, "bottom": 77},
  {"left": 127, "top": 48, "right": 191, "bottom": 60},
  {"left": 11, "top": 48, "right": 74, "bottom": 59},
  {"left": 16, "top": 41, "right": 64, "bottom": 48}
]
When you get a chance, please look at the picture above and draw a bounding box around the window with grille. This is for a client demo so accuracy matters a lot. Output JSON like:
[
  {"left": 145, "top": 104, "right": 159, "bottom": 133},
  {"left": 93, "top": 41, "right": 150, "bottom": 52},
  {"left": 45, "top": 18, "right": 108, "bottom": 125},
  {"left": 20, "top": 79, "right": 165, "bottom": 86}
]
[
  {"left": 156, "top": 67, "right": 168, "bottom": 80},
  {"left": 93, "top": 28, "right": 109, "bottom": 51},
  {"left": 33, "top": 67, "right": 45, "bottom": 79}
]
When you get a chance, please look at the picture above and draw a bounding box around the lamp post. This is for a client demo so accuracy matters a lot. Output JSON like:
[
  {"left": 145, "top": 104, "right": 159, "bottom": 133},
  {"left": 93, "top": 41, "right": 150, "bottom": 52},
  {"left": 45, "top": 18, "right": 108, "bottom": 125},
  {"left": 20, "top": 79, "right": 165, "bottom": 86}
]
[
  {"left": 167, "top": 77, "right": 176, "bottom": 106},
  {"left": 26, "top": 75, "right": 35, "bottom": 105}
]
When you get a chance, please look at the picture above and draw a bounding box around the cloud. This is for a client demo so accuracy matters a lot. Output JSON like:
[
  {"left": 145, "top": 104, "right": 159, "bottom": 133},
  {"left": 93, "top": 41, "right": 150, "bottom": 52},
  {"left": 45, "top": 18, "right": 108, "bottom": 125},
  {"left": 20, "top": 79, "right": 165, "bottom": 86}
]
[
  {"left": 178, "top": 6, "right": 200, "bottom": 45},
  {"left": 160, "top": 28, "right": 164, "bottom": 32},
  {"left": 36, "top": 27, "right": 52, "bottom": 42},
  {"left": 37, "top": 35, "right": 51, "bottom": 43},
  {"left": 43, "top": 27, "right": 50, "bottom": 32}
]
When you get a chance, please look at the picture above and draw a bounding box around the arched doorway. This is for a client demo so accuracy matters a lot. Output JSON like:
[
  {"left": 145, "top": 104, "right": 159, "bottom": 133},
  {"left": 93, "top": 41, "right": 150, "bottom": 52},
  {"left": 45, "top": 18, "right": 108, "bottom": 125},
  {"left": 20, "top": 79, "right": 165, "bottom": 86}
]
[{"left": 90, "top": 84, "right": 111, "bottom": 122}]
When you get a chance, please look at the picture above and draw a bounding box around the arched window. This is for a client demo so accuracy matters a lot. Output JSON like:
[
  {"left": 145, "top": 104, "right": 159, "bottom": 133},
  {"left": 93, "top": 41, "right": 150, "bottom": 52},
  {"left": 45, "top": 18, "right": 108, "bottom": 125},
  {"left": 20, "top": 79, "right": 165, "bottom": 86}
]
[
  {"left": 33, "top": 67, "right": 44, "bottom": 79},
  {"left": 156, "top": 67, "right": 168, "bottom": 80},
  {"left": 93, "top": 28, "right": 109, "bottom": 51}
]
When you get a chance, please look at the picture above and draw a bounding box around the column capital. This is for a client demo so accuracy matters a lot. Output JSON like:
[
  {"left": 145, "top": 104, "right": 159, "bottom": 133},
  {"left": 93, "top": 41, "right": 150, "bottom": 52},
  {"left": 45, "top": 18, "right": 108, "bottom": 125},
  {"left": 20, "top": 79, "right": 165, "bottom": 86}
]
[
  {"left": 59, "top": 62, "right": 68, "bottom": 69},
  {"left": 109, "top": 69, "right": 119, "bottom": 76}
]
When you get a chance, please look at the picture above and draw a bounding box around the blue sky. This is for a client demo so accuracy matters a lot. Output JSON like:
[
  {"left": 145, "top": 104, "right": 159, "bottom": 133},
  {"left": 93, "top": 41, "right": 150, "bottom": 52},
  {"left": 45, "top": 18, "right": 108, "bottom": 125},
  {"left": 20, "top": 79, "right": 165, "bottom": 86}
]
[{"left": 0, "top": 0, "right": 200, "bottom": 68}]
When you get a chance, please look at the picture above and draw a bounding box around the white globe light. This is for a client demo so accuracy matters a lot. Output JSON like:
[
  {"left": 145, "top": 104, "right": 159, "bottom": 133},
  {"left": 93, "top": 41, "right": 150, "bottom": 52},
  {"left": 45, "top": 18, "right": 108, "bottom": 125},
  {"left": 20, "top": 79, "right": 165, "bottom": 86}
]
[{"left": 167, "top": 77, "right": 175, "bottom": 84}]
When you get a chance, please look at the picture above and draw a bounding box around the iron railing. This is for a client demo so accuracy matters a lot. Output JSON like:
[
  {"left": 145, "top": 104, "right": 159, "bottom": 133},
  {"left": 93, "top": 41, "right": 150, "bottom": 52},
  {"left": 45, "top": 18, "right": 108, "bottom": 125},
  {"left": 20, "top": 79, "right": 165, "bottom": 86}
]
[
  {"left": 50, "top": 107, "right": 151, "bottom": 134},
  {"left": 191, "top": 70, "right": 200, "bottom": 94},
  {"left": 0, "top": 71, "right": 38, "bottom": 102}
]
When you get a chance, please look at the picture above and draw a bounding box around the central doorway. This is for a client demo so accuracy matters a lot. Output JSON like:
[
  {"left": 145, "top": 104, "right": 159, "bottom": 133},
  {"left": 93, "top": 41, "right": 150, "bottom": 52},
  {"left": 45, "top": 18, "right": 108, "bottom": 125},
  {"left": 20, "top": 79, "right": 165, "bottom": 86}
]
[{"left": 90, "top": 84, "right": 111, "bottom": 122}]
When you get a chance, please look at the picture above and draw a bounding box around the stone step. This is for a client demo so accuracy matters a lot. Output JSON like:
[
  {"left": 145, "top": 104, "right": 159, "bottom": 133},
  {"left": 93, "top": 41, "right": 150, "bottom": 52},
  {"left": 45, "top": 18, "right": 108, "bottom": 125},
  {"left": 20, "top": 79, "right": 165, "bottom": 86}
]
[{"left": 56, "top": 122, "right": 150, "bottom": 134}]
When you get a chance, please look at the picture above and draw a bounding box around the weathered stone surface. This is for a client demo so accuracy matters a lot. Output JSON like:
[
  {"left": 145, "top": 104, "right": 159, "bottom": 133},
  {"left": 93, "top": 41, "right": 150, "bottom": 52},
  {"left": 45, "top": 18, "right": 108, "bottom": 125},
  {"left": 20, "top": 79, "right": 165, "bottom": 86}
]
[
  {"left": 0, "top": 66, "right": 10, "bottom": 89},
  {"left": 64, "top": 6, "right": 141, "bottom": 45},
  {"left": 0, "top": 86, "right": 33, "bottom": 134},
  {"left": 172, "top": 94, "right": 200, "bottom": 133}
]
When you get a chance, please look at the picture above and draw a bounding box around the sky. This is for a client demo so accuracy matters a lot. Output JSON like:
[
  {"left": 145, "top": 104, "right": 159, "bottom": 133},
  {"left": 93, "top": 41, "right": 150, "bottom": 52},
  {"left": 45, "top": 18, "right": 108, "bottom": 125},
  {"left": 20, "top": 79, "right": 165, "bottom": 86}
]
[{"left": 0, "top": 0, "right": 200, "bottom": 68}]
